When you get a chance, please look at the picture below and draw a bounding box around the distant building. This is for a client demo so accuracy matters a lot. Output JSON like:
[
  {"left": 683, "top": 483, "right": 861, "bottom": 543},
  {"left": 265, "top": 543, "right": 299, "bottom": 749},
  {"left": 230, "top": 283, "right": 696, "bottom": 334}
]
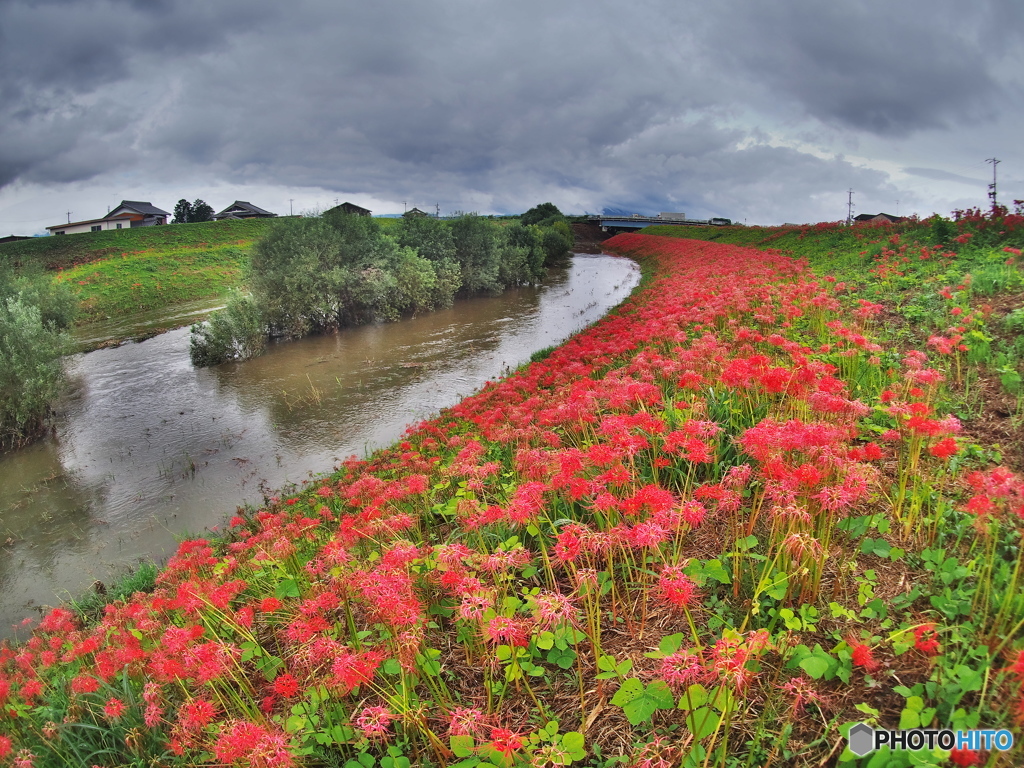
[
  {"left": 0, "top": 235, "right": 31, "bottom": 244},
  {"left": 325, "top": 202, "right": 372, "bottom": 217},
  {"left": 403, "top": 207, "right": 430, "bottom": 218},
  {"left": 659, "top": 212, "right": 687, "bottom": 221},
  {"left": 46, "top": 200, "right": 170, "bottom": 235},
  {"left": 211, "top": 201, "right": 278, "bottom": 220},
  {"left": 854, "top": 213, "right": 904, "bottom": 224}
]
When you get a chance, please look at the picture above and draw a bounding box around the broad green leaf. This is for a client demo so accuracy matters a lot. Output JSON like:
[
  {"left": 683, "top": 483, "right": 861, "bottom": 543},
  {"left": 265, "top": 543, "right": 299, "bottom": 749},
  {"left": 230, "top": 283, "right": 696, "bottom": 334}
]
[{"left": 686, "top": 707, "right": 721, "bottom": 740}]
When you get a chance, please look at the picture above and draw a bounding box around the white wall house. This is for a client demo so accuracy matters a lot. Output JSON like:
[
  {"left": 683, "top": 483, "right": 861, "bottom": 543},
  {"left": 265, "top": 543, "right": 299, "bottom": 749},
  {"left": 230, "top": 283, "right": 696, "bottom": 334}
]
[
  {"left": 46, "top": 200, "right": 170, "bottom": 236},
  {"left": 46, "top": 216, "right": 134, "bottom": 235}
]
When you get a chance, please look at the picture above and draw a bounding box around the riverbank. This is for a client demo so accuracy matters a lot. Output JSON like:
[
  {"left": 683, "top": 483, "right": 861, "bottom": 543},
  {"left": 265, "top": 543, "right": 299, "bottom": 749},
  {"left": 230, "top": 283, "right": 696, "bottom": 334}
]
[{"left": 2, "top": 220, "right": 1022, "bottom": 767}]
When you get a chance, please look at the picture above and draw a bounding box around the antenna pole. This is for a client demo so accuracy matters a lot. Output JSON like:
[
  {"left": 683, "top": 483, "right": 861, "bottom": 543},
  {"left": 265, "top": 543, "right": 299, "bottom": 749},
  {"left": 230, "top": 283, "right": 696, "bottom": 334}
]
[{"left": 987, "top": 158, "right": 1000, "bottom": 210}]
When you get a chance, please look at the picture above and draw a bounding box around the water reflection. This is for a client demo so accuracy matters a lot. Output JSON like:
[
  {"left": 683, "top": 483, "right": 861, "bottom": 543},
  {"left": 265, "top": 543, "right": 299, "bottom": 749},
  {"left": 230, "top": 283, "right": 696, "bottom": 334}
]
[{"left": 0, "top": 254, "right": 639, "bottom": 639}]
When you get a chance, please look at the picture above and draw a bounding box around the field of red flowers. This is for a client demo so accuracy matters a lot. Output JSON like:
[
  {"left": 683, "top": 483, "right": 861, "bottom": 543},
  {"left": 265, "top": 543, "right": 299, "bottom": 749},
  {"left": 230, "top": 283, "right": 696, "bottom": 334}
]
[{"left": 2, "top": 221, "right": 1023, "bottom": 767}]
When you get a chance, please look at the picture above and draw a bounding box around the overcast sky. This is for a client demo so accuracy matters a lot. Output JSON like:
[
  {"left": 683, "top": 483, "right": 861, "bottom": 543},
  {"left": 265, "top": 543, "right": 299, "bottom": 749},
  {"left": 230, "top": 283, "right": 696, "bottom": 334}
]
[{"left": 2, "top": 0, "right": 1022, "bottom": 233}]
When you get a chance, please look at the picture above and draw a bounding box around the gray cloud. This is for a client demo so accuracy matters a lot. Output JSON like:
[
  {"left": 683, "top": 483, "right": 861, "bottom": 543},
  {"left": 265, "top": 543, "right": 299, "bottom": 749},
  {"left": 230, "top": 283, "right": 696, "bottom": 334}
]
[{"left": 1, "top": 0, "right": 1021, "bottom": 224}]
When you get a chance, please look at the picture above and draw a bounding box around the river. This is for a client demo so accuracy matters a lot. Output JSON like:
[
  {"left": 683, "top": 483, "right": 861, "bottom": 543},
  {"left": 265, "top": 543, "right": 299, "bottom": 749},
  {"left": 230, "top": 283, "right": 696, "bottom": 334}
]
[{"left": 0, "top": 253, "right": 639, "bottom": 639}]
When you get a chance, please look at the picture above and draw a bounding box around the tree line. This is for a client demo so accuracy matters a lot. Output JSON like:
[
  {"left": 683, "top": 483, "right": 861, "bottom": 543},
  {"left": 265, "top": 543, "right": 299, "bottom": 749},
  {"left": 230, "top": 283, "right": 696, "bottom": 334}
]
[{"left": 189, "top": 206, "right": 574, "bottom": 366}]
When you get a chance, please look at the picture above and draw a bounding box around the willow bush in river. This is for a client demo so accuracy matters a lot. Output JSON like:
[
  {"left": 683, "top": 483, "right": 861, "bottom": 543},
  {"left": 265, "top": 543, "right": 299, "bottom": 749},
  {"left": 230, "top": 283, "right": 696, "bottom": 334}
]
[
  {"left": 190, "top": 212, "right": 570, "bottom": 366},
  {"left": 0, "top": 265, "right": 75, "bottom": 449}
]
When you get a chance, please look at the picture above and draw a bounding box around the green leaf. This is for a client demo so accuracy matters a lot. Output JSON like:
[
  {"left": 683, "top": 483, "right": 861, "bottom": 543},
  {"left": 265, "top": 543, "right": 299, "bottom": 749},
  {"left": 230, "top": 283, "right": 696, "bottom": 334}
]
[
  {"left": 275, "top": 577, "right": 301, "bottom": 600},
  {"left": 612, "top": 679, "right": 674, "bottom": 726},
  {"left": 685, "top": 707, "right": 721, "bottom": 740},
  {"left": 799, "top": 655, "right": 830, "bottom": 680},
  {"left": 450, "top": 735, "right": 476, "bottom": 758},
  {"left": 610, "top": 678, "right": 644, "bottom": 707},
  {"left": 659, "top": 633, "right": 685, "bottom": 656},
  {"left": 703, "top": 559, "right": 732, "bottom": 585},
  {"left": 561, "top": 731, "right": 586, "bottom": 759},
  {"left": 677, "top": 683, "right": 708, "bottom": 710}
]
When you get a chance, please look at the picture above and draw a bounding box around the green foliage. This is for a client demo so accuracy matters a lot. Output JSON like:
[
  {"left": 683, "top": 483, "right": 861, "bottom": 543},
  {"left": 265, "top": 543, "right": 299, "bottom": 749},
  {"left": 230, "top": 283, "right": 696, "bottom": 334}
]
[
  {"left": 191, "top": 199, "right": 214, "bottom": 223},
  {"left": 191, "top": 212, "right": 511, "bottom": 365},
  {"left": 189, "top": 290, "right": 267, "bottom": 366},
  {"left": 521, "top": 202, "right": 564, "bottom": 227},
  {"left": 70, "top": 561, "right": 159, "bottom": 626},
  {"left": 173, "top": 198, "right": 215, "bottom": 223},
  {"left": 0, "top": 264, "right": 75, "bottom": 448},
  {"left": 173, "top": 198, "right": 192, "bottom": 224}
]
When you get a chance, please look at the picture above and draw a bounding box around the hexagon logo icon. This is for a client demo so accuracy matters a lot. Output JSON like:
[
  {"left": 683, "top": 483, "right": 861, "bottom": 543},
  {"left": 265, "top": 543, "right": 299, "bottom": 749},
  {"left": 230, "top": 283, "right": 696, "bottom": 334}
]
[{"left": 848, "top": 723, "right": 875, "bottom": 756}]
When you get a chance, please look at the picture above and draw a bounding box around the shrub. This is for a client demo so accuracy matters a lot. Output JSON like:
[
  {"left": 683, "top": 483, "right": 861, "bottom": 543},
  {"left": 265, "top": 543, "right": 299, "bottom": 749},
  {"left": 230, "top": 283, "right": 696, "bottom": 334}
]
[
  {"left": 189, "top": 291, "right": 266, "bottom": 366},
  {"left": 0, "top": 266, "right": 74, "bottom": 448}
]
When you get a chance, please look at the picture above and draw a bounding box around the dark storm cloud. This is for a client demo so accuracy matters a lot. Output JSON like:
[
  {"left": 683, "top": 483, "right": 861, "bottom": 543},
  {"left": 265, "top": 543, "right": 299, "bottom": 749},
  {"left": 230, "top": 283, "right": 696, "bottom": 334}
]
[
  {"left": 698, "top": 0, "right": 1022, "bottom": 135},
  {"left": 1, "top": 0, "right": 1020, "bottom": 221}
]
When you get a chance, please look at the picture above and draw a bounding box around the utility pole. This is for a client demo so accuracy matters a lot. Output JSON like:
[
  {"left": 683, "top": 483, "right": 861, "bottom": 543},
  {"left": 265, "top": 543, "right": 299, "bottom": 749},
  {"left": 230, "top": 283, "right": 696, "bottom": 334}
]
[
  {"left": 987, "top": 158, "right": 1000, "bottom": 210},
  {"left": 435, "top": 203, "right": 440, "bottom": 218},
  {"left": 846, "top": 189, "right": 854, "bottom": 226},
  {"left": 289, "top": 199, "right": 294, "bottom": 216},
  {"left": 896, "top": 200, "right": 899, "bottom": 217},
  {"left": 67, "top": 211, "right": 72, "bottom": 224},
  {"left": 403, "top": 201, "right": 407, "bottom": 213}
]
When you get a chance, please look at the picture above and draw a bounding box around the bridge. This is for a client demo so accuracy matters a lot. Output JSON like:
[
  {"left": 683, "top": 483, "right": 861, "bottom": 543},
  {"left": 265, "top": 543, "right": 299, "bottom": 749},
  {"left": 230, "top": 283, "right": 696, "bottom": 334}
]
[{"left": 588, "top": 214, "right": 732, "bottom": 233}]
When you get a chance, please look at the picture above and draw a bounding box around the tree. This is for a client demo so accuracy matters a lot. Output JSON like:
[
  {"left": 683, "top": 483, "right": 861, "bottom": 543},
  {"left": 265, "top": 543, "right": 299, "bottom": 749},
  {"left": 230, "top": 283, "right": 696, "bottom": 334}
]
[
  {"left": 521, "top": 202, "right": 563, "bottom": 227},
  {"left": 192, "top": 200, "right": 214, "bottom": 223},
  {"left": 173, "top": 199, "right": 214, "bottom": 223},
  {"left": 172, "top": 199, "right": 193, "bottom": 224}
]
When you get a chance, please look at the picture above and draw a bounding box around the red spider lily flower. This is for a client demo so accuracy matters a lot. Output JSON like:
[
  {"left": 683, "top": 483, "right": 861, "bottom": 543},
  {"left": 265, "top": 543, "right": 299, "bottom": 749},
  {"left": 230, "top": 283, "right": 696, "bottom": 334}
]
[
  {"left": 177, "top": 698, "right": 218, "bottom": 732},
  {"left": 781, "top": 676, "right": 824, "bottom": 716},
  {"left": 657, "top": 565, "right": 699, "bottom": 610},
  {"left": 213, "top": 720, "right": 295, "bottom": 768},
  {"left": 272, "top": 673, "right": 301, "bottom": 698},
  {"left": 355, "top": 706, "right": 393, "bottom": 740},
  {"left": 489, "top": 727, "right": 525, "bottom": 756},
  {"left": 0, "top": 736, "right": 10, "bottom": 759},
  {"left": 658, "top": 650, "right": 706, "bottom": 689},
  {"left": 912, "top": 624, "right": 941, "bottom": 656},
  {"left": 103, "top": 697, "right": 126, "bottom": 720},
  {"left": 848, "top": 639, "right": 880, "bottom": 673},
  {"left": 70, "top": 674, "right": 100, "bottom": 694},
  {"left": 486, "top": 616, "right": 531, "bottom": 647},
  {"left": 949, "top": 747, "right": 982, "bottom": 766},
  {"left": 929, "top": 437, "right": 959, "bottom": 459},
  {"left": 448, "top": 707, "right": 489, "bottom": 738}
]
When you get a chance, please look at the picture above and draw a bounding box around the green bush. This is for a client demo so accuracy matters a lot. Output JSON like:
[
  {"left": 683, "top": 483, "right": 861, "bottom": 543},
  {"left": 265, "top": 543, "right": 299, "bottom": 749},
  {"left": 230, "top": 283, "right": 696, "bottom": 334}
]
[
  {"left": 189, "top": 210, "right": 569, "bottom": 366},
  {"left": 0, "top": 266, "right": 75, "bottom": 448},
  {"left": 189, "top": 291, "right": 266, "bottom": 366}
]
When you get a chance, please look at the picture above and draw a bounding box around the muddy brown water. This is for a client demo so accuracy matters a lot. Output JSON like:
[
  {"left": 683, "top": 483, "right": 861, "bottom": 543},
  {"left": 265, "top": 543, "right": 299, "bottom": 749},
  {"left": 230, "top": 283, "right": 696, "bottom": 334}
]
[{"left": 0, "top": 254, "right": 639, "bottom": 640}]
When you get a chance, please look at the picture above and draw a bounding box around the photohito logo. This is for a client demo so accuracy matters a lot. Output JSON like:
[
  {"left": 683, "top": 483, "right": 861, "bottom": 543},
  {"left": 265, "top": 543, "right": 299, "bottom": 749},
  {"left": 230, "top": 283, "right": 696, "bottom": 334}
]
[{"left": 846, "top": 723, "right": 1015, "bottom": 756}]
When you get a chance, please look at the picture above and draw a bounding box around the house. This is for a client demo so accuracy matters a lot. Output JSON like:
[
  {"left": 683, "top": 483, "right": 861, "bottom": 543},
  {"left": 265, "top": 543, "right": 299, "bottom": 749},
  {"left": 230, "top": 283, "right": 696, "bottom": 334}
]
[
  {"left": 46, "top": 200, "right": 170, "bottom": 235},
  {"left": 403, "top": 207, "right": 430, "bottom": 218},
  {"left": 0, "top": 235, "right": 31, "bottom": 244},
  {"left": 854, "top": 213, "right": 904, "bottom": 224},
  {"left": 324, "top": 201, "right": 372, "bottom": 217},
  {"left": 211, "top": 201, "right": 278, "bottom": 220}
]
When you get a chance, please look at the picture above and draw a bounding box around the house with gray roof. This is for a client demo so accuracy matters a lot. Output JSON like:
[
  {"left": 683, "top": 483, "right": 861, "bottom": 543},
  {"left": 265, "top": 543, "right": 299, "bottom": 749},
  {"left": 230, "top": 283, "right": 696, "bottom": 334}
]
[
  {"left": 46, "top": 200, "right": 170, "bottom": 235},
  {"left": 211, "top": 201, "right": 278, "bottom": 220}
]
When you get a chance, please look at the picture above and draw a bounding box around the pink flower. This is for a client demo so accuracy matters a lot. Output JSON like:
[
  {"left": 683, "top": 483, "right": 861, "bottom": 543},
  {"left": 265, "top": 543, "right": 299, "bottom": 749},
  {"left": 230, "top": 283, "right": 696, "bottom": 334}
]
[{"left": 355, "top": 706, "right": 393, "bottom": 739}]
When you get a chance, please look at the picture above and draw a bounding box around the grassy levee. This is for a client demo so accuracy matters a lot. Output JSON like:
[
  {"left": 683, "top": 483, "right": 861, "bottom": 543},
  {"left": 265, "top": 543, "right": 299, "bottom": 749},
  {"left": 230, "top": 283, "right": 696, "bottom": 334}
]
[
  {"left": 0, "top": 219, "right": 277, "bottom": 328},
  {"left": 0, "top": 218, "right": 276, "bottom": 272}
]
